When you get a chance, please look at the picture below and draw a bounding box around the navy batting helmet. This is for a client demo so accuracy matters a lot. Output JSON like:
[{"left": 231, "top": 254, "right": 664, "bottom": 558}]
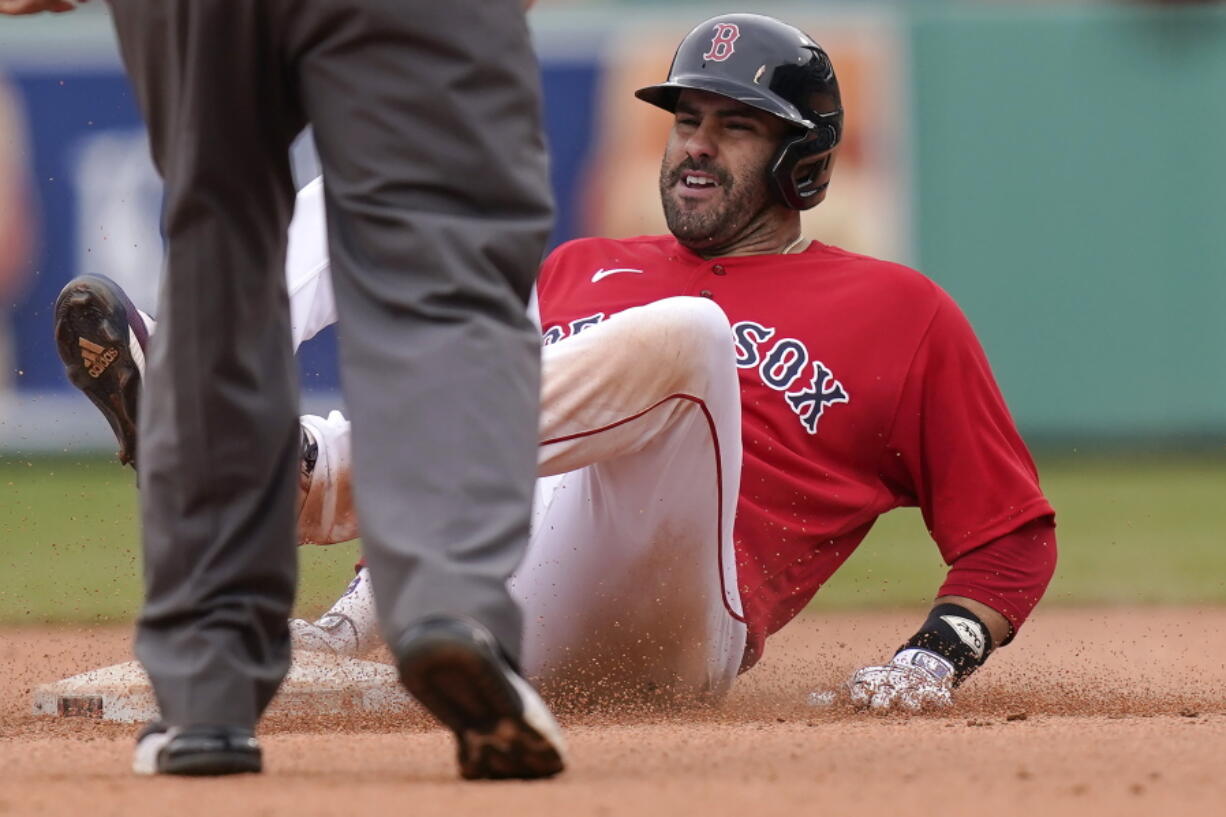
[{"left": 636, "top": 13, "right": 843, "bottom": 210}]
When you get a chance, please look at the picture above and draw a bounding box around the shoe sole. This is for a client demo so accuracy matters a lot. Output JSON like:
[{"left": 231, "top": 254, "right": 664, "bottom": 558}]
[
  {"left": 398, "top": 629, "right": 566, "bottom": 780},
  {"left": 53, "top": 275, "right": 144, "bottom": 468},
  {"left": 159, "top": 750, "right": 262, "bottom": 776},
  {"left": 133, "top": 727, "right": 262, "bottom": 777}
]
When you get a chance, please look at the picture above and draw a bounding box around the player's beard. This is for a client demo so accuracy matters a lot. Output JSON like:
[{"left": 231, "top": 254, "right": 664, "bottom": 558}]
[{"left": 659, "top": 155, "right": 774, "bottom": 252}]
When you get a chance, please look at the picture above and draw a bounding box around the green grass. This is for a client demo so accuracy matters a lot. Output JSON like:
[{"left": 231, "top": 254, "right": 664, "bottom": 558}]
[
  {"left": 2, "top": 452, "right": 1224, "bottom": 625},
  {"left": 0, "top": 455, "right": 360, "bottom": 625},
  {"left": 812, "top": 453, "right": 1226, "bottom": 611}
]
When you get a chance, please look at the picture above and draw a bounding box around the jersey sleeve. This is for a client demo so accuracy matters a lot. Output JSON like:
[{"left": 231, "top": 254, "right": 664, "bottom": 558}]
[
  {"left": 881, "top": 294, "right": 1055, "bottom": 562},
  {"left": 938, "top": 516, "right": 1057, "bottom": 637}
]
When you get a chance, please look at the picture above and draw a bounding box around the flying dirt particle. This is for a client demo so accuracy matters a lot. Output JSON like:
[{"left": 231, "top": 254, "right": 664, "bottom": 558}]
[
  {"left": 1129, "top": 784, "right": 1145, "bottom": 796},
  {"left": 806, "top": 690, "right": 837, "bottom": 708},
  {"left": 1070, "top": 784, "right": 1089, "bottom": 796},
  {"left": 1016, "top": 769, "right": 1033, "bottom": 781}
]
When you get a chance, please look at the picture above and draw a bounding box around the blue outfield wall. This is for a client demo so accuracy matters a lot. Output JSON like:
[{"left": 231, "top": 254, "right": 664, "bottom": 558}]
[
  {"left": 1, "top": 47, "right": 599, "bottom": 400},
  {"left": 12, "top": 70, "right": 146, "bottom": 393}
]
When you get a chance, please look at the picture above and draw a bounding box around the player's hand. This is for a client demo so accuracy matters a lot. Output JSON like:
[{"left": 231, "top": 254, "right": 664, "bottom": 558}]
[
  {"left": 847, "top": 648, "right": 955, "bottom": 713},
  {"left": 0, "top": 0, "right": 86, "bottom": 15}
]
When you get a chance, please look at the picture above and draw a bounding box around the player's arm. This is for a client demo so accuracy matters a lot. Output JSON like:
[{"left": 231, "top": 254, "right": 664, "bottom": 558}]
[{"left": 847, "top": 294, "right": 1057, "bottom": 711}]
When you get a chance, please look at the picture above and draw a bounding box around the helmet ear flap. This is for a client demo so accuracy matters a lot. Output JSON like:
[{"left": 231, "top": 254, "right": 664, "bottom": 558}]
[{"left": 770, "top": 128, "right": 839, "bottom": 210}]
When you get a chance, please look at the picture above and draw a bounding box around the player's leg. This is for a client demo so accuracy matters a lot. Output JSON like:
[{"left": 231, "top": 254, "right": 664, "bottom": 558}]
[
  {"left": 290, "top": 0, "right": 562, "bottom": 779},
  {"left": 53, "top": 279, "right": 358, "bottom": 660},
  {"left": 52, "top": 270, "right": 341, "bottom": 547},
  {"left": 514, "top": 297, "right": 748, "bottom": 697},
  {"left": 108, "top": 0, "right": 303, "bottom": 774},
  {"left": 290, "top": 297, "right": 750, "bottom": 679},
  {"left": 283, "top": 176, "right": 338, "bottom": 349},
  {"left": 53, "top": 272, "right": 357, "bottom": 659}
]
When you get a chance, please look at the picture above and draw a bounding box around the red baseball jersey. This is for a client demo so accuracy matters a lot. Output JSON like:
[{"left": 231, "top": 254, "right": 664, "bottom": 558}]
[{"left": 536, "top": 235, "right": 1054, "bottom": 669}]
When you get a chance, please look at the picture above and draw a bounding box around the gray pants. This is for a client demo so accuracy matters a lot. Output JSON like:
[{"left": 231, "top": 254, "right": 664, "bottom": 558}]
[{"left": 110, "top": 0, "right": 550, "bottom": 727}]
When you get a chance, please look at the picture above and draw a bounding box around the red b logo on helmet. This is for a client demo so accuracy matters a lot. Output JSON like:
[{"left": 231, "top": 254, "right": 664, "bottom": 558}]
[{"left": 703, "top": 23, "right": 740, "bottom": 62}]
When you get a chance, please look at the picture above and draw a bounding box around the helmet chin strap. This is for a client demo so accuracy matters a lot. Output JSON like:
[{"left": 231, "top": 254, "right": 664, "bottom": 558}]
[{"left": 779, "top": 234, "right": 806, "bottom": 254}]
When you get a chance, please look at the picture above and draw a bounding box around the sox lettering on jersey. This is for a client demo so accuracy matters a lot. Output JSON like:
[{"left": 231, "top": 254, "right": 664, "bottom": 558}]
[
  {"left": 784, "top": 361, "right": 850, "bottom": 435},
  {"left": 543, "top": 313, "right": 605, "bottom": 347},
  {"left": 545, "top": 314, "right": 850, "bottom": 435},
  {"left": 569, "top": 313, "right": 606, "bottom": 335},
  {"left": 732, "top": 320, "right": 849, "bottom": 434},
  {"left": 703, "top": 23, "right": 740, "bottom": 62}
]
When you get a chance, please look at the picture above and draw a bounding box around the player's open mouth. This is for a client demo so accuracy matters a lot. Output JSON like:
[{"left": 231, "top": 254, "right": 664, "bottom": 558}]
[
  {"left": 683, "top": 173, "right": 719, "bottom": 189},
  {"left": 675, "top": 171, "right": 722, "bottom": 201}
]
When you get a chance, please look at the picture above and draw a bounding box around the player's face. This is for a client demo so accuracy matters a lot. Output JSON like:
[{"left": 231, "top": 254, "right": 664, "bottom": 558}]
[{"left": 659, "top": 90, "right": 791, "bottom": 252}]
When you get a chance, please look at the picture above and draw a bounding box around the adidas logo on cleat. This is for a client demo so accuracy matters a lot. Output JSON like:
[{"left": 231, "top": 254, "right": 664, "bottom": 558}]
[{"left": 79, "top": 337, "right": 119, "bottom": 378}]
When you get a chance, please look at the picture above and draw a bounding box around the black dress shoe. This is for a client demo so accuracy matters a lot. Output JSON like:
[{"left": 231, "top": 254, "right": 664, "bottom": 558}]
[{"left": 132, "top": 722, "right": 262, "bottom": 776}]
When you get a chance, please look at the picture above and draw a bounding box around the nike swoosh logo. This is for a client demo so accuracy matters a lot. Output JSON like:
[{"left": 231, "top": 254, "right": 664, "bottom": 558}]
[{"left": 591, "top": 267, "right": 644, "bottom": 283}]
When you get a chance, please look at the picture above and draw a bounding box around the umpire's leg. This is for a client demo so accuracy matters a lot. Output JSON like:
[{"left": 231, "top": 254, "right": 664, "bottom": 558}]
[
  {"left": 109, "top": 0, "right": 303, "bottom": 727},
  {"left": 286, "top": 0, "right": 550, "bottom": 662}
]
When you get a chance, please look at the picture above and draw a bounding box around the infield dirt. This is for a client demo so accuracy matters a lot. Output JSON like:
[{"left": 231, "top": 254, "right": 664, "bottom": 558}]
[{"left": 3, "top": 607, "right": 1225, "bottom": 817}]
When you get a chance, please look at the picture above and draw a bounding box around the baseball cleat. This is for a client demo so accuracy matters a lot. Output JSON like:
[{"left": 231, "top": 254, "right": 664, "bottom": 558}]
[
  {"left": 132, "top": 722, "right": 262, "bottom": 776},
  {"left": 289, "top": 615, "right": 359, "bottom": 655},
  {"left": 53, "top": 274, "right": 151, "bottom": 468},
  {"left": 289, "top": 567, "right": 378, "bottom": 657},
  {"left": 396, "top": 616, "right": 566, "bottom": 780}
]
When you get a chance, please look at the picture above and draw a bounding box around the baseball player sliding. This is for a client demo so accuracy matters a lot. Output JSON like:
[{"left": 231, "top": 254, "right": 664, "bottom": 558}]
[{"left": 55, "top": 13, "right": 1056, "bottom": 711}]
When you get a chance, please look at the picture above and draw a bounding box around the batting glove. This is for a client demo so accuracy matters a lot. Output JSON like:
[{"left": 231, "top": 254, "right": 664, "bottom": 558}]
[{"left": 847, "top": 648, "right": 955, "bottom": 713}]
